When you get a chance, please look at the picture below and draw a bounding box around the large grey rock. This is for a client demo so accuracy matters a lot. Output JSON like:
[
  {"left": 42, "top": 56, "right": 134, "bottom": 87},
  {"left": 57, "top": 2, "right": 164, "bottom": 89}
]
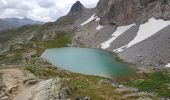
[
  {"left": 96, "top": 0, "right": 170, "bottom": 25},
  {"left": 14, "top": 78, "right": 70, "bottom": 100}
]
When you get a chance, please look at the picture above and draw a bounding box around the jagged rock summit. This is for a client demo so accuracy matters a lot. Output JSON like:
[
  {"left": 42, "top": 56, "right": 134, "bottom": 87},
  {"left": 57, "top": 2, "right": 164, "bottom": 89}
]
[
  {"left": 69, "top": 1, "right": 85, "bottom": 13},
  {"left": 55, "top": 0, "right": 95, "bottom": 29}
]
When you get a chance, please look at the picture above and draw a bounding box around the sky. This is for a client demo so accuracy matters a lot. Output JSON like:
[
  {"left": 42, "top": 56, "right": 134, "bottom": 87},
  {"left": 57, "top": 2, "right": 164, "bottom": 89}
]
[{"left": 0, "top": 0, "right": 99, "bottom": 22}]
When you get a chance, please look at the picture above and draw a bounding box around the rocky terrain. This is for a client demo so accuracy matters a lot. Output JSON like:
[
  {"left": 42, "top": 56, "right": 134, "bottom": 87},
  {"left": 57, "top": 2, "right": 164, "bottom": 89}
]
[
  {"left": 0, "top": 65, "right": 69, "bottom": 100},
  {"left": 0, "top": 0, "right": 170, "bottom": 99},
  {"left": 0, "top": 59, "right": 161, "bottom": 100}
]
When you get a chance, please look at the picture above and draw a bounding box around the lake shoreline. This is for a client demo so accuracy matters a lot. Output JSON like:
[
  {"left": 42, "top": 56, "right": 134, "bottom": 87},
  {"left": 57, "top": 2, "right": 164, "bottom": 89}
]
[{"left": 41, "top": 47, "right": 138, "bottom": 79}]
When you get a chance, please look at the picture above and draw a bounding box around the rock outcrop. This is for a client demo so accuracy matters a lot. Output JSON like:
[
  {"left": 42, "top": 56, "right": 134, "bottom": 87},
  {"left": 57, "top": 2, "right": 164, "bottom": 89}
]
[
  {"left": 0, "top": 67, "right": 37, "bottom": 100},
  {"left": 96, "top": 0, "right": 170, "bottom": 25},
  {"left": 14, "top": 78, "right": 69, "bottom": 100},
  {"left": 69, "top": 1, "right": 84, "bottom": 14},
  {"left": 0, "top": 67, "right": 70, "bottom": 100}
]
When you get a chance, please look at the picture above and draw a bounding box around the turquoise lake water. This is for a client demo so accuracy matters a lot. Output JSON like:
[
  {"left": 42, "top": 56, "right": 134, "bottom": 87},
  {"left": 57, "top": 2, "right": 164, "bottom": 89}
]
[{"left": 41, "top": 47, "right": 133, "bottom": 78}]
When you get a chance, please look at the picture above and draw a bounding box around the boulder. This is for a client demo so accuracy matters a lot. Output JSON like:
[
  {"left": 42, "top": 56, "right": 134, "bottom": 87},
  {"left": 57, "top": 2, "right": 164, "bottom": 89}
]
[{"left": 14, "top": 78, "right": 70, "bottom": 100}]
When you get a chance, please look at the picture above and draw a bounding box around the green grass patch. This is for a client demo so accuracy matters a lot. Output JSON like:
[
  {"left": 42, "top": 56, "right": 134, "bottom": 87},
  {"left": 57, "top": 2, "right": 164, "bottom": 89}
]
[
  {"left": 62, "top": 75, "right": 118, "bottom": 100},
  {"left": 24, "top": 58, "right": 70, "bottom": 78},
  {"left": 124, "top": 70, "right": 170, "bottom": 97},
  {"left": 7, "top": 53, "right": 23, "bottom": 64},
  {"left": 33, "top": 32, "right": 72, "bottom": 54}
]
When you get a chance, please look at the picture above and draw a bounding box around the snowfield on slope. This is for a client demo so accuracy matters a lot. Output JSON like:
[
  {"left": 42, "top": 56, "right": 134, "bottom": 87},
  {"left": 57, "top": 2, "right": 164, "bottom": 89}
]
[
  {"left": 81, "top": 13, "right": 96, "bottom": 26},
  {"left": 81, "top": 13, "right": 101, "bottom": 26},
  {"left": 114, "top": 18, "right": 170, "bottom": 52},
  {"left": 96, "top": 24, "right": 104, "bottom": 30},
  {"left": 101, "top": 24, "right": 135, "bottom": 49},
  {"left": 95, "top": 17, "right": 100, "bottom": 21},
  {"left": 127, "top": 18, "right": 170, "bottom": 47}
]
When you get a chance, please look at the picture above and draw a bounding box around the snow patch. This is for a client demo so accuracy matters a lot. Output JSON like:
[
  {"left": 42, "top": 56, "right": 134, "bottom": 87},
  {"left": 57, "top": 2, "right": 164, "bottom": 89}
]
[
  {"left": 127, "top": 18, "right": 170, "bottom": 47},
  {"left": 165, "top": 63, "right": 170, "bottom": 67},
  {"left": 95, "top": 17, "right": 100, "bottom": 21},
  {"left": 81, "top": 13, "right": 101, "bottom": 26},
  {"left": 96, "top": 24, "right": 104, "bottom": 30},
  {"left": 113, "top": 18, "right": 170, "bottom": 53},
  {"left": 101, "top": 24, "right": 135, "bottom": 49},
  {"left": 113, "top": 46, "right": 127, "bottom": 53},
  {"left": 81, "top": 13, "right": 96, "bottom": 26}
]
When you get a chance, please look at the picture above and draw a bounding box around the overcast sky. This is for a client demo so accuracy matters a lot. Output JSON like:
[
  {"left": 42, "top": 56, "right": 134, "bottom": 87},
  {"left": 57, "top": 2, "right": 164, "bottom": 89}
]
[{"left": 0, "top": 0, "right": 99, "bottom": 22}]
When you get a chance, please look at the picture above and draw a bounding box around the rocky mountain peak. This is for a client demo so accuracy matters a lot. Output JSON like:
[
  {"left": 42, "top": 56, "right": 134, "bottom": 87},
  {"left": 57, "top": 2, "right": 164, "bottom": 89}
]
[{"left": 69, "top": 1, "right": 84, "bottom": 13}]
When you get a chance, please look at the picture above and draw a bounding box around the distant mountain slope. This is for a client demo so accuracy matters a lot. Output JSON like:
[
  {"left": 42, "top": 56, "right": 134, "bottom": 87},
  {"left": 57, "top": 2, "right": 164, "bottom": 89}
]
[{"left": 0, "top": 18, "right": 43, "bottom": 31}]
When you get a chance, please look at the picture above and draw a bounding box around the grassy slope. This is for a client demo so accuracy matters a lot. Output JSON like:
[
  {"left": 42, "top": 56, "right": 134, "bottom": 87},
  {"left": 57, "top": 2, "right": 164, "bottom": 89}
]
[
  {"left": 0, "top": 25, "right": 39, "bottom": 43},
  {"left": 32, "top": 31, "right": 72, "bottom": 55},
  {"left": 23, "top": 58, "right": 159, "bottom": 100},
  {"left": 0, "top": 32, "right": 71, "bottom": 64},
  {"left": 0, "top": 10, "right": 79, "bottom": 65},
  {"left": 124, "top": 70, "right": 170, "bottom": 97},
  {"left": 0, "top": 19, "right": 73, "bottom": 64}
]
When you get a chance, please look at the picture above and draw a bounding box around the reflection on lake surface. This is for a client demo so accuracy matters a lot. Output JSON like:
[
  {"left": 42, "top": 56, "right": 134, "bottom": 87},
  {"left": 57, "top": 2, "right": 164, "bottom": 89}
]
[{"left": 42, "top": 47, "right": 134, "bottom": 78}]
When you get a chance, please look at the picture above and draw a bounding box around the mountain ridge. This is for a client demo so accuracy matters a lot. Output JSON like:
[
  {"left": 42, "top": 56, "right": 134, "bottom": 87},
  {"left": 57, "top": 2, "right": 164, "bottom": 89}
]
[{"left": 0, "top": 18, "right": 43, "bottom": 32}]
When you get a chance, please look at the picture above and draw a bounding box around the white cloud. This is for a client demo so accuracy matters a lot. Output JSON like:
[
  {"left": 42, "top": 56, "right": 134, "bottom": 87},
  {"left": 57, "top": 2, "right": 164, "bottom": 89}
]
[
  {"left": 0, "top": 0, "right": 99, "bottom": 22},
  {"left": 1, "top": 0, "right": 7, "bottom": 5},
  {"left": 37, "top": 0, "right": 55, "bottom": 8}
]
